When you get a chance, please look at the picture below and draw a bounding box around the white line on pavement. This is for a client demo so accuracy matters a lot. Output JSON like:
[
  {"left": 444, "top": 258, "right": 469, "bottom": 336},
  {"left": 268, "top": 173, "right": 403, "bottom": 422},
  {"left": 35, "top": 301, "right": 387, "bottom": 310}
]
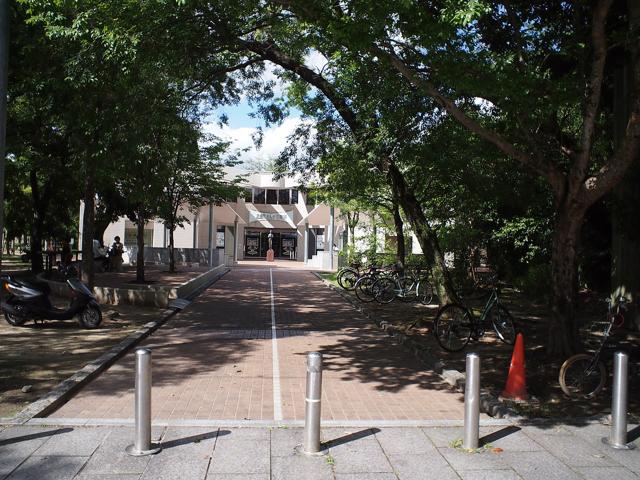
[{"left": 270, "top": 268, "right": 283, "bottom": 421}]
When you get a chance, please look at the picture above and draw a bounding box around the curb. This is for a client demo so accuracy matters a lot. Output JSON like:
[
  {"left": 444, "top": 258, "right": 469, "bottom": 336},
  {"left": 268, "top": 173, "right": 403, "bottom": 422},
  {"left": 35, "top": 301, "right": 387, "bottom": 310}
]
[
  {"left": 3, "top": 268, "right": 230, "bottom": 425},
  {"left": 311, "top": 272, "right": 521, "bottom": 420}
]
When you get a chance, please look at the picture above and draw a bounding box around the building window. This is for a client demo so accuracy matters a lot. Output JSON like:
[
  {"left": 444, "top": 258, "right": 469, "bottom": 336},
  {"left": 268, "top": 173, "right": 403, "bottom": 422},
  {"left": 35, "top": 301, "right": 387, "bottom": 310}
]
[
  {"left": 216, "top": 226, "right": 225, "bottom": 248},
  {"left": 291, "top": 189, "right": 299, "bottom": 204},
  {"left": 266, "top": 189, "right": 277, "bottom": 204},
  {"left": 243, "top": 188, "right": 252, "bottom": 201},
  {"left": 278, "top": 189, "right": 290, "bottom": 205},
  {"left": 124, "top": 227, "right": 153, "bottom": 247},
  {"left": 254, "top": 188, "right": 265, "bottom": 204}
]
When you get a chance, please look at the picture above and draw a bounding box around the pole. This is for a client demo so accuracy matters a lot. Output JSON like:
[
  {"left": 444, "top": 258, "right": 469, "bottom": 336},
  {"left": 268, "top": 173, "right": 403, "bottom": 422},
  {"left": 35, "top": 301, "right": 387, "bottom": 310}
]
[
  {"left": 303, "top": 222, "right": 309, "bottom": 263},
  {"left": 328, "top": 207, "right": 334, "bottom": 270},
  {"left": 233, "top": 218, "right": 238, "bottom": 263},
  {"left": 0, "top": 0, "right": 9, "bottom": 268},
  {"left": 208, "top": 204, "right": 213, "bottom": 267},
  {"left": 602, "top": 351, "right": 635, "bottom": 449},
  {"left": 126, "top": 349, "right": 161, "bottom": 456},
  {"left": 301, "top": 352, "right": 323, "bottom": 455},
  {"left": 463, "top": 353, "right": 480, "bottom": 450}
]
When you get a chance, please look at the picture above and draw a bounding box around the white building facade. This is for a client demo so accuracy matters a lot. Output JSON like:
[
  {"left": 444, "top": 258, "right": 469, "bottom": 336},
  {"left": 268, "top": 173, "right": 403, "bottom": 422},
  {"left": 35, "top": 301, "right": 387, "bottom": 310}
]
[{"left": 87, "top": 168, "right": 344, "bottom": 268}]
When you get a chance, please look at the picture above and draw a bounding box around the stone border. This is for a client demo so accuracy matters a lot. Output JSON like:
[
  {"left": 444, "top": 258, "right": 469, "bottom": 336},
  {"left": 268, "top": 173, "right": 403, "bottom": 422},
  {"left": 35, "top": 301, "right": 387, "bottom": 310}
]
[
  {"left": 1, "top": 267, "right": 230, "bottom": 426},
  {"left": 311, "top": 272, "right": 520, "bottom": 420},
  {"left": 39, "top": 264, "right": 227, "bottom": 308}
]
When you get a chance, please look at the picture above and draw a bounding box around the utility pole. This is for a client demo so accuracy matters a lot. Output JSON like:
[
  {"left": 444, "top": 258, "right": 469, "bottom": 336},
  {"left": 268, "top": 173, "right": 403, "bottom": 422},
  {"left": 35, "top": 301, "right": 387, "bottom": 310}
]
[{"left": 0, "top": 0, "right": 9, "bottom": 268}]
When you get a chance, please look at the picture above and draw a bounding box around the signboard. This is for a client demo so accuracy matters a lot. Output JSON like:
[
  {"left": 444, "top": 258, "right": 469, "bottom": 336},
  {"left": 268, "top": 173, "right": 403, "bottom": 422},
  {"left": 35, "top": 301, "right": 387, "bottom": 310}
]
[{"left": 249, "top": 210, "right": 294, "bottom": 224}]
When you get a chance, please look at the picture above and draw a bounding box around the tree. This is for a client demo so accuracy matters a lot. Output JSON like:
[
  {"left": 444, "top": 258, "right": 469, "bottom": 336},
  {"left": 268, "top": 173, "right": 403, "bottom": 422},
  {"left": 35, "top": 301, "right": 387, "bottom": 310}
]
[
  {"left": 157, "top": 120, "right": 242, "bottom": 273},
  {"left": 265, "top": 0, "right": 640, "bottom": 356}
]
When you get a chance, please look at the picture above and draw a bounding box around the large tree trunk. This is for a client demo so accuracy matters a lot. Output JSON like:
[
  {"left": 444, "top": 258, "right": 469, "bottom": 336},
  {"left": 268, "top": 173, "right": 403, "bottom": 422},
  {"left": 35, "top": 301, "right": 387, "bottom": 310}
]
[
  {"left": 387, "top": 162, "right": 458, "bottom": 304},
  {"left": 81, "top": 168, "right": 96, "bottom": 286},
  {"left": 547, "top": 204, "right": 586, "bottom": 357},
  {"left": 136, "top": 213, "right": 145, "bottom": 283},
  {"left": 392, "top": 196, "right": 405, "bottom": 269},
  {"left": 169, "top": 225, "right": 176, "bottom": 273}
]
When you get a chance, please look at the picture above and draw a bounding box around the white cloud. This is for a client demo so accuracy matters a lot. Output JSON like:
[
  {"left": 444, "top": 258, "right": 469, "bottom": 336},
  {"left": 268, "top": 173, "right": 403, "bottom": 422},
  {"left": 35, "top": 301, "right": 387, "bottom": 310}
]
[
  {"left": 304, "top": 50, "right": 329, "bottom": 74},
  {"left": 202, "top": 117, "right": 313, "bottom": 165}
]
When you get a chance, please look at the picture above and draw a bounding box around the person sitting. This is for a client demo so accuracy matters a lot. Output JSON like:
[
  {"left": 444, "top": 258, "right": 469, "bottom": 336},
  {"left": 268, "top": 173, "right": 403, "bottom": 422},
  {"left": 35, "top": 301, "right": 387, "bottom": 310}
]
[
  {"left": 109, "top": 236, "right": 124, "bottom": 272},
  {"left": 92, "top": 239, "right": 109, "bottom": 271}
]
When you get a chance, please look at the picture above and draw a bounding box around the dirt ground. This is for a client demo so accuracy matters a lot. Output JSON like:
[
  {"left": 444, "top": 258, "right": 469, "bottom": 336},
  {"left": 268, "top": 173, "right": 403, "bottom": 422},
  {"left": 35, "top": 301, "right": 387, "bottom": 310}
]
[
  {"left": 320, "top": 273, "right": 640, "bottom": 420},
  {"left": 0, "top": 301, "right": 164, "bottom": 418}
]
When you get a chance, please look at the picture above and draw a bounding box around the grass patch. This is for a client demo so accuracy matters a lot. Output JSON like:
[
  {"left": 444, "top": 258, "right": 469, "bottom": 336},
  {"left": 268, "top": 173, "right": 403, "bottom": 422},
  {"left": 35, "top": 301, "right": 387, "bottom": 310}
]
[{"left": 317, "top": 272, "right": 338, "bottom": 287}]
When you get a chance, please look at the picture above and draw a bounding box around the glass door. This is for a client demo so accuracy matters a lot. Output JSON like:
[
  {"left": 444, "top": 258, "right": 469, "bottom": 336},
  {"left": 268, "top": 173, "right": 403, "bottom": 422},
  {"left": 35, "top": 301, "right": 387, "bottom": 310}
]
[{"left": 245, "top": 233, "right": 260, "bottom": 257}]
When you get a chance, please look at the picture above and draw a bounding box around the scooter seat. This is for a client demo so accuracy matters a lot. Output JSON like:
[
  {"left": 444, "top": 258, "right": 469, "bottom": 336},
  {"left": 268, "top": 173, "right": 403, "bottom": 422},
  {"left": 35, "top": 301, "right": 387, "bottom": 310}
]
[{"left": 14, "top": 277, "right": 51, "bottom": 295}]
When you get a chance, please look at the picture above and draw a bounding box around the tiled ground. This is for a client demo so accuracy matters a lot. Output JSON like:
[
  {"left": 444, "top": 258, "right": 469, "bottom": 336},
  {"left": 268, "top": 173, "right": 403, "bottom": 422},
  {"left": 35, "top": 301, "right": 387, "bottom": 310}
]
[{"left": 50, "top": 264, "right": 465, "bottom": 421}]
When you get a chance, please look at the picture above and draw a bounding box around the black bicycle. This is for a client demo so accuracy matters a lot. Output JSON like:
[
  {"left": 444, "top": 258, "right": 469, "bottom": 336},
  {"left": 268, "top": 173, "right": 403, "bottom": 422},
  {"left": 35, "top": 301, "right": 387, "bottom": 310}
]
[
  {"left": 433, "top": 287, "right": 516, "bottom": 351},
  {"left": 558, "top": 296, "right": 636, "bottom": 399}
]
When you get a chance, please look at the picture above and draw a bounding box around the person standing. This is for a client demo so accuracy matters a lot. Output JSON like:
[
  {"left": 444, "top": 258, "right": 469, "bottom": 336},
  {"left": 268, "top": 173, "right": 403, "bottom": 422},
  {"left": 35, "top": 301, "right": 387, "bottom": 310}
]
[{"left": 110, "top": 236, "right": 124, "bottom": 272}]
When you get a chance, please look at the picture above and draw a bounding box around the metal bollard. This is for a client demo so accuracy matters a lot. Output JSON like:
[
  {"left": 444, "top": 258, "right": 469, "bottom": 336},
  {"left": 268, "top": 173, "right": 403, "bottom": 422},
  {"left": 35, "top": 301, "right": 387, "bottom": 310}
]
[
  {"left": 126, "top": 349, "right": 161, "bottom": 456},
  {"left": 463, "top": 353, "right": 480, "bottom": 450},
  {"left": 302, "top": 352, "right": 323, "bottom": 455},
  {"left": 602, "top": 351, "right": 635, "bottom": 450}
]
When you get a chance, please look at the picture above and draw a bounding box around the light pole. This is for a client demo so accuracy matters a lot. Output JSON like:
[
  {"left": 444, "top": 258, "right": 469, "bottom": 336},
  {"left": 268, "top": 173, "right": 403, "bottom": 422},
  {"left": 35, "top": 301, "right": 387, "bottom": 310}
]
[{"left": 0, "top": 0, "right": 9, "bottom": 267}]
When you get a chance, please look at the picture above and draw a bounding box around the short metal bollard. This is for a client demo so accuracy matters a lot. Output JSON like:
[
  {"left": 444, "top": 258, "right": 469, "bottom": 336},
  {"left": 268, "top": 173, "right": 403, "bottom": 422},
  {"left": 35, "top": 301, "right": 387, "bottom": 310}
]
[
  {"left": 463, "top": 353, "right": 480, "bottom": 450},
  {"left": 602, "top": 351, "right": 635, "bottom": 450},
  {"left": 298, "top": 352, "right": 324, "bottom": 455},
  {"left": 126, "top": 349, "right": 161, "bottom": 456}
]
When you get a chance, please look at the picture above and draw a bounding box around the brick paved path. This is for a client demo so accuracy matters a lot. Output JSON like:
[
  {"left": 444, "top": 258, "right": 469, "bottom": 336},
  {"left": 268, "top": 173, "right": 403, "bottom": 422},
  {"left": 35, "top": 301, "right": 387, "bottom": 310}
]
[{"left": 50, "top": 265, "right": 466, "bottom": 422}]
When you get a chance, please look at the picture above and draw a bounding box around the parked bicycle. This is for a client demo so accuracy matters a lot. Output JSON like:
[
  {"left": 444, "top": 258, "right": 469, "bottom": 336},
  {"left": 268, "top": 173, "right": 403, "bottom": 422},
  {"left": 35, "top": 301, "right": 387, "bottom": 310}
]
[
  {"left": 558, "top": 296, "right": 637, "bottom": 399},
  {"left": 373, "top": 267, "right": 434, "bottom": 305},
  {"left": 337, "top": 262, "right": 364, "bottom": 291},
  {"left": 353, "top": 265, "right": 391, "bottom": 303},
  {"left": 433, "top": 286, "right": 516, "bottom": 351}
]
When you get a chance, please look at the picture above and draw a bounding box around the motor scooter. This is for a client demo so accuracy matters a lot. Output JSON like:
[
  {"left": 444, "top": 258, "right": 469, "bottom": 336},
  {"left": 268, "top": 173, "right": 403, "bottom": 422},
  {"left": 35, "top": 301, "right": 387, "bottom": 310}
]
[{"left": 0, "top": 275, "right": 102, "bottom": 329}]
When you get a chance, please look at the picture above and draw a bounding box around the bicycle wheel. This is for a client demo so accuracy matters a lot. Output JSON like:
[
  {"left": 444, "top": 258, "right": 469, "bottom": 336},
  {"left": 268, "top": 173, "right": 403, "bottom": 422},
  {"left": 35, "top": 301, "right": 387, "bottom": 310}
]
[
  {"left": 374, "top": 277, "right": 397, "bottom": 304},
  {"left": 559, "top": 354, "right": 606, "bottom": 399},
  {"left": 354, "top": 275, "right": 377, "bottom": 303},
  {"left": 337, "top": 268, "right": 358, "bottom": 291},
  {"left": 398, "top": 276, "right": 417, "bottom": 302},
  {"left": 417, "top": 280, "right": 434, "bottom": 305},
  {"left": 488, "top": 304, "right": 516, "bottom": 344},
  {"left": 434, "top": 304, "right": 473, "bottom": 352}
]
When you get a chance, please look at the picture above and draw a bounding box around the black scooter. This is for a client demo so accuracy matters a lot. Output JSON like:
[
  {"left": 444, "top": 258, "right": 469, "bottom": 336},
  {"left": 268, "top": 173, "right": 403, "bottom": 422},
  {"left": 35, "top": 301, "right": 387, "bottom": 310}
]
[{"left": 1, "top": 275, "right": 102, "bottom": 329}]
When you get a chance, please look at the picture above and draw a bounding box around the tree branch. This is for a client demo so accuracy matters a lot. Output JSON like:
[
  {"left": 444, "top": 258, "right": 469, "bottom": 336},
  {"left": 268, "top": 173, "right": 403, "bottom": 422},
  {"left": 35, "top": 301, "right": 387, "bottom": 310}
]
[{"left": 570, "top": 0, "right": 613, "bottom": 197}]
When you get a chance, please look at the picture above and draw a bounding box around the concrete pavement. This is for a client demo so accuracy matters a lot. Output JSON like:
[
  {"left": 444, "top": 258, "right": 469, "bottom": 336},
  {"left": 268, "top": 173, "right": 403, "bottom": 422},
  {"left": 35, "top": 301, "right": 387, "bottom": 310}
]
[{"left": 0, "top": 421, "right": 639, "bottom": 479}]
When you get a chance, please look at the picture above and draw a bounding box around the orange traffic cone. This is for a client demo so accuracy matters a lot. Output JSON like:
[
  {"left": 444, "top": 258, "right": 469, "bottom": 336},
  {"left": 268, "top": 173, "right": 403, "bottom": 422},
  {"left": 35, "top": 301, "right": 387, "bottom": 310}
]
[{"left": 501, "top": 333, "right": 528, "bottom": 400}]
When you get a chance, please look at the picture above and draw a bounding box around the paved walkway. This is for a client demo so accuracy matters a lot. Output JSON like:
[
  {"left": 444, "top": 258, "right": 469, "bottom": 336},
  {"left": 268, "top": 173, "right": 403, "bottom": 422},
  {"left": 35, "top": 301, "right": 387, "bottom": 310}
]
[
  {"left": 49, "top": 265, "right": 465, "bottom": 422},
  {"left": 1, "top": 422, "right": 639, "bottom": 479}
]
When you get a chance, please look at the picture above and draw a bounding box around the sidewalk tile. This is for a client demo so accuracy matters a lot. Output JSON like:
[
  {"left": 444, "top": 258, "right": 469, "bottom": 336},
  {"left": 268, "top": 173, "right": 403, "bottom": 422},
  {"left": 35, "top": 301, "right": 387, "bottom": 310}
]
[
  {"left": 373, "top": 428, "right": 437, "bottom": 455},
  {"left": 526, "top": 432, "right": 617, "bottom": 467},
  {"left": 439, "top": 446, "right": 510, "bottom": 470},
  {"left": 208, "top": 429, "right": 270, "bottom": 474},
  {"left": 32, "top": 427, "right": 109, "bottom": 457},
  {"left": 79, "top": 427, "right": 163, "bottom": 475},
  {"left": 386, "top": 454, "right": 455, "bottom": 479},
  {"left": 270, "top": 428, "right": 304, "bottom": 456},
  {"left": 271, "top": 454, "right": 333, "bottom": 480},
  {"left": 205, "top": 475, "right": 268, "bottom": 480},
  {"left": 329, "top": 441, "right": 393, "bottom": 474},
  {"left": 0, "top": 427, "right": 65, "bottom": 477},
  {"left": 500, "top": 451, "right": 582, "bottom": 480},
  {"left": 5, "top": 455, "right": 86, "bottom": 480},
  {"left": 139, "top": 427, "right": 221, "bottom": 480},
  {"left": 577, "top": 466, "right": 639, "bottom": 480},
  {"left": 334, "top": 475, "right": 398, "bottom": 480},
  {"left": 75, "top": 476, "right": 141, "bottom": 480},
  {"left": 458, "top": 470, "right": 522, "bottom": 480}
]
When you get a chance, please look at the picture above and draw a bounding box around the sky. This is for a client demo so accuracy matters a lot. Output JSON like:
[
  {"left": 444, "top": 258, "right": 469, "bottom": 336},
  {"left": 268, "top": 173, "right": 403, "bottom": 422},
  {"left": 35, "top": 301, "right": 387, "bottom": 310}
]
[{"left": 201, "top": 52, "right": 328, "bottom": 169}]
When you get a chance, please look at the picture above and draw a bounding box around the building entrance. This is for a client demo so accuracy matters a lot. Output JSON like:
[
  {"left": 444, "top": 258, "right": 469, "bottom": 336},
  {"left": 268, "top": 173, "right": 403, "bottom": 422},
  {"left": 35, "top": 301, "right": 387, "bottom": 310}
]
[{"left": 244, "top": 230, "right": 298, "bottom": 259}]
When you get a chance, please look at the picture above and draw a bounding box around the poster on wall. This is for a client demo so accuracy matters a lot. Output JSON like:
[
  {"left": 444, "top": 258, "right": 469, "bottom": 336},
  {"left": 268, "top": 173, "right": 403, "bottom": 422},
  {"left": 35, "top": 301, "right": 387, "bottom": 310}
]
[{"left": 216, "top": 230, "right": 225, "bottom": 248}]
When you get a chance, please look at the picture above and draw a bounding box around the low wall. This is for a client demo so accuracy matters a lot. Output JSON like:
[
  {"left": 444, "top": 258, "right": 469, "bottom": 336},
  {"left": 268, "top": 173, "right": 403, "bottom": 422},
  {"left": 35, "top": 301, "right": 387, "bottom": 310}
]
[{"left": 40, "top": 264, "right": 228, "bottom": 308}]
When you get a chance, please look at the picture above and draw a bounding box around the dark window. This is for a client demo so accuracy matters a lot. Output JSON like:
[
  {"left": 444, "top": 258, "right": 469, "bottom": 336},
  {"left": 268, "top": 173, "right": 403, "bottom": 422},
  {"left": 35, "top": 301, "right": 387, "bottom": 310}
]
[
  {"left": 254, "top": 188, "right": 265, "bottom": 204},
  {"left": 278, "top": 189, "right": 290, "bottom": 204},
  {"left": 243, "top": 188, "right": 252, "bottom": 201},
  {"left": 266, "top": 189, "right": 277, "bottom": 204},
  {"left": 291, "top": 189, "right": 299, "bottom": 204}
]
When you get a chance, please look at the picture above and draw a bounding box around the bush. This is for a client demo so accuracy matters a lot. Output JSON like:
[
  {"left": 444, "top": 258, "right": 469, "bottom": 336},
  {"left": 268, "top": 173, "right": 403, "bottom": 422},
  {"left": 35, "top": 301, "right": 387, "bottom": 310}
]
[{"left": 514, "top": 264, "right": 551, "bottom": 299}]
